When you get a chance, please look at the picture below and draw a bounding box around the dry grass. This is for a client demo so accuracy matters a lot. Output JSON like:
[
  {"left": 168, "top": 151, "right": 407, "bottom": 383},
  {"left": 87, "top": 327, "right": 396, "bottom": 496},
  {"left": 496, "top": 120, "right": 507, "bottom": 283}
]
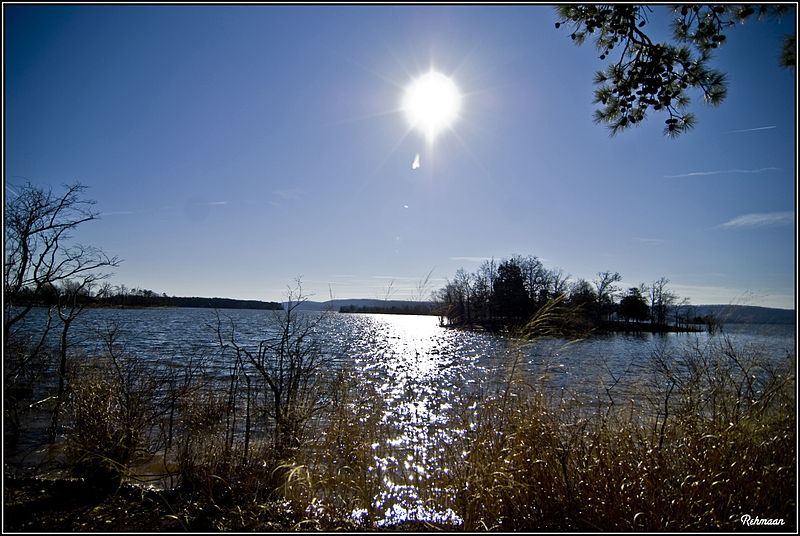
[
  {"left": 435, "top": 333, "right": 796, "bottom": 531},
  {"left": 66, "top": 350, "right": 158, "bottom": 488},
  {"left": 276, "top": 370, "right": 390, "bottom": 529}
]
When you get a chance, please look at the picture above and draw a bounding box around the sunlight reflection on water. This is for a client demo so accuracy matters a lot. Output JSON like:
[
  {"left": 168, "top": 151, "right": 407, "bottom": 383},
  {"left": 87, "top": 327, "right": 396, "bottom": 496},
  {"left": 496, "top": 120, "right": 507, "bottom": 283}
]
[{"left": 348, "top": 314, "right": 479, "bottom": 526}]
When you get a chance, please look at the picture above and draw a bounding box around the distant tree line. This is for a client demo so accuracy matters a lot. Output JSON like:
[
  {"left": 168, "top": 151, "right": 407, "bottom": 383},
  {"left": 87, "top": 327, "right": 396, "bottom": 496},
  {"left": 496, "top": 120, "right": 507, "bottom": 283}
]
[
  {"left": 8, "top": 282, "right": 283, "bottom": 311},
  {"left": 434, "top": 255, "right": 716, "bottom": 334}
]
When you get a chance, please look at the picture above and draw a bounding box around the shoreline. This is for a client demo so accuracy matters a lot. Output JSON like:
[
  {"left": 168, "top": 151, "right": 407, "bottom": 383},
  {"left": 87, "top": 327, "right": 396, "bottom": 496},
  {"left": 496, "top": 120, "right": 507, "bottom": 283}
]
[{"left": 440, "top": 320, "right": 708, "bottom": 336}]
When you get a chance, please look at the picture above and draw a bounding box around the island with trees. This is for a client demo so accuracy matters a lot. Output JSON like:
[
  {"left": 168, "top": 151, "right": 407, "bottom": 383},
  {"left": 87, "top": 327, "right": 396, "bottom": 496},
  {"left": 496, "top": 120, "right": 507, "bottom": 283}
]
[{"left": 433, "top": 255, "right": 717, "bottom": 335}]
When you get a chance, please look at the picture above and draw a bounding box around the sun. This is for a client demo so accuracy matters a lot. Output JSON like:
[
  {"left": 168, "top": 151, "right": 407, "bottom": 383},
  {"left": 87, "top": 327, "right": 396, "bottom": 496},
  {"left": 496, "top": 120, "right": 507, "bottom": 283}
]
[{"left": 402, "top": 70, "right": 461, "bottom": 143}]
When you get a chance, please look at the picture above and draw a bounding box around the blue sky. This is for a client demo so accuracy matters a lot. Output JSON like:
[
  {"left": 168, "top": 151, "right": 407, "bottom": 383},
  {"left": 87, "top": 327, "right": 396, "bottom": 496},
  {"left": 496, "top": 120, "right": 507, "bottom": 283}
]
[{"left": 5, "top": 5, "right": 796, "bottom": 308}]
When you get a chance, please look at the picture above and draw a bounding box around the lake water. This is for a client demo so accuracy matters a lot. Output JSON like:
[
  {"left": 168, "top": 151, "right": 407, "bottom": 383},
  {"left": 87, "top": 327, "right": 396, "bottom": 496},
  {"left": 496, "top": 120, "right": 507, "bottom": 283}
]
[{"left": 9, "top": 307, "right": 796, "bottom": 526}]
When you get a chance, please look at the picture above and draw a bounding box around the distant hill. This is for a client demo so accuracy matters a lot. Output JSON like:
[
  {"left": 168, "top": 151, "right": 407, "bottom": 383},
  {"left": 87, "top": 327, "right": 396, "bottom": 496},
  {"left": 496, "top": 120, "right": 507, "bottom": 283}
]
[{"left": 688, "top": 304, "right": 795, "bottom": 325}]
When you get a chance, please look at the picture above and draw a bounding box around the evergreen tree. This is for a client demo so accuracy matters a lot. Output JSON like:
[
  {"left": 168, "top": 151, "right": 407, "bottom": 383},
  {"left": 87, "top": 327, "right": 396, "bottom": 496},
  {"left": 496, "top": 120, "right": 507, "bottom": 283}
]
[
  {"left": 555, "top": 5, "right": 795, "bottom": 136},
  {"left": 619, "top": 287, "right": 650, "bottom": 323}
]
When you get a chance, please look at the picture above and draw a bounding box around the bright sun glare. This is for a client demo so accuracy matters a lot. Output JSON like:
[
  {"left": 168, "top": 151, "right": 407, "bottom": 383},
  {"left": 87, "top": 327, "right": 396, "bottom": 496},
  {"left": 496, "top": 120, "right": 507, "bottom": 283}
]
[{"left": 402, "top": 71, "right": 461, "bottom": 142}]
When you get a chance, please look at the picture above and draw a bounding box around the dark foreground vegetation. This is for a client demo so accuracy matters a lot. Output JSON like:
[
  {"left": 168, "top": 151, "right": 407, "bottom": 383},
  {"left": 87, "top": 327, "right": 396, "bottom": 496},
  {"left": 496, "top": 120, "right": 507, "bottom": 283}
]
[{"left": 4, "top": 182, "right": 796, "bottom": 531}]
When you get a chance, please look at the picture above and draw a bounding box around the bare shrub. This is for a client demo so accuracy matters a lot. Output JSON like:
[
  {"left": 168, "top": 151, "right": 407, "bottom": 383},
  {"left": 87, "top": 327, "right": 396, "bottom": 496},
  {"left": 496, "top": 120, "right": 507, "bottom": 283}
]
[
  {"left": 216, "top": 281, "right": 331, "bottom": 458},
  {"left": 66, "top": 329, "right": 160, "bottom": 489},
  {"left": 170, "top": 383, "right": 303, "bottom": 530}
]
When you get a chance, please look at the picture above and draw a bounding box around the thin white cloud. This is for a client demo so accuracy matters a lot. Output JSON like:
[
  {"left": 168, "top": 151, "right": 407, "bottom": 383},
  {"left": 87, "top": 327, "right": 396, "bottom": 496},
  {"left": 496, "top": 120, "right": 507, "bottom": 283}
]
[
  {"left": 718, "top": 211, "right": 794, "bottom": 229},
  {"left": 372, "top": 275, "right": 420, "bottom": 281},
  {"left": 190, "top": 200, "right": 227, "bottom": 206},
  {"left": 728, "top": 125, "right": 777, "bottom": 133},
  {"left": 274, "top": 188, "right": 303, "bottom": 201},
  {"left": 100, "top": 210, "right": 136, "bottom": 216},
  {"left": 632, "top": 237, "right": 665, "bottom": 245},
  {"left": 664, "top": 167, "right": 780, "bottom": 178}
]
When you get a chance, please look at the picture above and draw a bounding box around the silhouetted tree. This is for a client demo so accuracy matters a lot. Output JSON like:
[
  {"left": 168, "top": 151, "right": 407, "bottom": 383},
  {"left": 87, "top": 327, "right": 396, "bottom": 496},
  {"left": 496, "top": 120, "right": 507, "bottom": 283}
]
[
  {"left": 470, "top": 264, "right": 493, "bottom": 324},
  {"left": 568, "top": 279, "right": 598, "bottom": 309},
  {"left": 4, "top": 181, "right": 119, "bottom": 443},
  {"left": 555, "top": 5, "right": 795, "bottom": 137},
  {"left": 4, "top": 182, "right": 118, "bottom": 339},
  {"left": 493, "top": 259, "right": 531, "bottom": 325},
  {"left": 672, "top": 297, "right": 692, "bottom": 330},
  {"left": 619, "top": 287, "right": 650, "bottom": 323},
  {"left": 649, "top": 277, "right": 677, "bottom": 327},
  {"left": 453, "top": 268, "right": 474, "bottom": 325},
  {"left": 550, "top": 267, "right": 571, "bottom": 299},
  {"left": 475, "top": 259, "right": 498, "bottom": 323},
  {"left": 435, "top": 280, "right": 465, "bottom": 326},
  {"left": 517, "top": 255, "right": 553, "bottom": 309},
  {"left": 594, "top": 270, "right": 622, "bottom": 322}
]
